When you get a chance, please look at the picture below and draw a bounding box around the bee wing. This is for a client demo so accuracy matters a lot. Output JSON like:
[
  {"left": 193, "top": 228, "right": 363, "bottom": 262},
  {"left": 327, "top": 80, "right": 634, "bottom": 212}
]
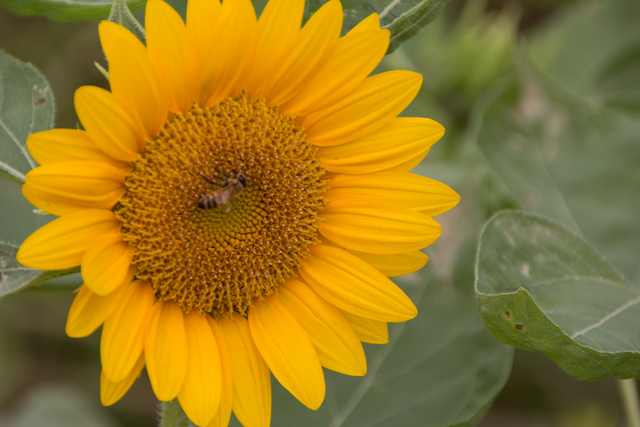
[{"left": 216, "top": 185, "right": 236, "bottom": 205}]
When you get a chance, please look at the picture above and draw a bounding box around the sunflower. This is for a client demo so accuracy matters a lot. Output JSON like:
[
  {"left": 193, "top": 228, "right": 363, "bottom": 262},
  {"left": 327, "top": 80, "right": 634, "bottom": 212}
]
[{"left": 16, "top": 0, "right": 459, "bottom": 425}]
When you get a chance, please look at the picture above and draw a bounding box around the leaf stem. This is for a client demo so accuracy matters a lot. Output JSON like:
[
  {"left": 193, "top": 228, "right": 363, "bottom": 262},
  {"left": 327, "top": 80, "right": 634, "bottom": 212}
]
[
  {"left": 158, "top": 399, "right": 194, "bottom": 427},
  {"left": 619, "top": 379, "right": 640, "bottom": 427},
  {"left": 385, "top": 0, "right": 452, "bottom": 54}
]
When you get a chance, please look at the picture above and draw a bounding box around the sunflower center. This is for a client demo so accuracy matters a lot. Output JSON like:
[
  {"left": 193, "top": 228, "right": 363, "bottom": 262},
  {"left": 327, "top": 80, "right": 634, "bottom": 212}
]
[{"left": 116, "top": 96, "right": 325, "bottom": 316}]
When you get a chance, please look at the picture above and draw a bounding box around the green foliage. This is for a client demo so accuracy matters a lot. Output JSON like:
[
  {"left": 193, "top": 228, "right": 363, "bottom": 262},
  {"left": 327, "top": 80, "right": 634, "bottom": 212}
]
[
  {"left": 473, "top": 0, "right": 640, "bottom": 281},
  {"left": 476, "top": 211, "right": 640, "bottom": 381},
  {"left": 0, "top": 0, "right": 145, "bottom": 20},
  {"left": 398, "top": 0, "right": 640, "bottom": 419},
  {"left": 0, "top": 49, "right": 54, "bottom": 184}
]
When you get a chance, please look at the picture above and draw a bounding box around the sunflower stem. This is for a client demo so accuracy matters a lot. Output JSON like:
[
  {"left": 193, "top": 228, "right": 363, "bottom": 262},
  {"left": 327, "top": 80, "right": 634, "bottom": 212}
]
[
  {"left": 620, "top": 379, "right": 640, "bottom": 427},
  {"left": 385, "top": 0, "right": 452, "bottom": 54},
  {"left": 109, "top": 0, "right": 146, "bottom": 44},
  {"left": 158, "top": 399, "right": 194, "bottom": 427}
]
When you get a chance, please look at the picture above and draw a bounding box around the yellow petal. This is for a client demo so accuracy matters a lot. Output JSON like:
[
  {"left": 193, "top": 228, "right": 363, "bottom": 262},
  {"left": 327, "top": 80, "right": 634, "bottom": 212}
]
[
  {"left": 340, "top": 311, "right": 389, "bottom": 344},
  {"left": 219, "top": 313, "right": 271, "bottom": 427},
  {"left": 74, "top": 85, "right": 142, "bottom": 161},
  {"left": 205, "top": 317, "right": 234, "bottom": 427},
  {"left": 265, "top": 0, "right": 343, "bottom": 106},
  {"left": 317, "top": 117, "right": 444, "bottom": 174},
  {"left": 386, "top": 147, "right": 430, "bottom": 172},
  {"left": 186, "top": 0, "right": 221, "bottom": 50},
  {"left": 222, "top": 0, "right": 259, "bottom": 98},
  {"left": 146, "top": 0, "right": 192, "bottom": 112},
  {"left": 177, "top": 311, "right": 222, "bottom": 427},
  {"left": 66, "top": 284, "right": 127, "bottom": 338},
  {"left": 243, "top": 0, "right": 304, "bottom": 98},
  {"left": 17, "top": 209, "right": 120, "bottom": 270},
  {"left": 22, "top": 161, "right": 125, "bottom": 216},
  {"left": 298, "top": 245, "right": 417, "bottom": 322},
  {"left": 248, "top": 296, "right": 325, "bottom": 410},
  {"left": 351, "top": 13, "right": 383, "bottom": 31},
  {"left": 319, "top": 198, "right": 441, "bottom": 254},
  {"left": 302, "top": 70, "right": 422, "bottom": 147},
  {"left": 351, "top": 250, "right": 429, "bottom": 277},
  {"left": 26, "top": 128, "right": 130, "bottom": 171},
  {"left": 325, "top": 171, "right": 460, "bottom": 216},
  {"left": 145, "top": 301, "right": 188, "bottom": 401},
  {"left": 82, "top": 233, "right": 135, "bottom": 296},
  {"left": 100, "top": 352, "right": 145, "bottom": 406},
  {"left": 280, "top": 279, "right": 366, "bottom": 376},
  {"left": 99, "top": 21, "right": 168, "bottom": 138},
  {"left": 191, "top": 0, "right": 256, "bottom": 106},
  {"left": 186, "top": 0, "right": 222, "bottom": 104},
  {"left": 101, "top": 280, "right": 155, "bottom": 382},
  {"left": 318, "top": 236, "right": 428, "bottom": 277},
  {"left": 98, "top": 20, "right": 133, "bottom": 66},
  {"left": 281, "top": 25, "right": 388, "bottom": 116}
]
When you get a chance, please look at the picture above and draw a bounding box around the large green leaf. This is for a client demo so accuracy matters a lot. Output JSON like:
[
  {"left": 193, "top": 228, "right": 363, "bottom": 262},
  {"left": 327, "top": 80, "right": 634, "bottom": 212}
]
[
  {"left": 304, "top": 0, "right": 451, "bottom": 54},
  {"left": 0, "top": 49, "right": 55, "bottom": 184},
  {"left": 229, "top": 270, "right": 513, "bottom": 426},
  {"left": 0, "top": 242, "right": 79, "bottom": 298},
  {"left": 0, "top": 0, "right": 145, "bottom": 20},
  {"left": 476, "top": 210, "right": 640, "bottom": 381}
]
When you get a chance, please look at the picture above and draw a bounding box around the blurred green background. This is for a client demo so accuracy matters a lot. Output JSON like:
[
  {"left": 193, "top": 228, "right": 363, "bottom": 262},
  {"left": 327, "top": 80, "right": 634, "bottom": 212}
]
[{"left": 1, "top": 0, "right": 639, "bottom": 425}]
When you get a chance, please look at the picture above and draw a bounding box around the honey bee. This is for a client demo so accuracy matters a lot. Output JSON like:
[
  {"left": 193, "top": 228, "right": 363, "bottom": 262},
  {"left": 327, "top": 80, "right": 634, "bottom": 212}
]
[{"left": 198, "top": 172, "right": 247, "bottom": 212}]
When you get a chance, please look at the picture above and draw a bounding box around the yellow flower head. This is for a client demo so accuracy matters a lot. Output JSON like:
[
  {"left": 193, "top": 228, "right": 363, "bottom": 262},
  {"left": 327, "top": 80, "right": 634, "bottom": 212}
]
[{"left": 17, "top": 0, "right": 459, "bottom": 425}]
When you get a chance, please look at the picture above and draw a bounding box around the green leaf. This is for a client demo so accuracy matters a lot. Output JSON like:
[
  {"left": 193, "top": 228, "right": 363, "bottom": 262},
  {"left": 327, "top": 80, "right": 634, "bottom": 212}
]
[
  {"left": 303, "top": 0, "right": 451, "bottom": 55},
  {"left": 0, "top": 0, "right": 146, "bottom": 21},
  {"left": 476, "top": 210, "right": 640, "bottom": 381},
  {"left": 0, "top": 242, "right": 79, "bottom": 298},
  {"left": 228, "top": 271, "right": 513, "bottom": 426},
  {"left": 0, "top": 49, "right": 55, "bottom": 184}
]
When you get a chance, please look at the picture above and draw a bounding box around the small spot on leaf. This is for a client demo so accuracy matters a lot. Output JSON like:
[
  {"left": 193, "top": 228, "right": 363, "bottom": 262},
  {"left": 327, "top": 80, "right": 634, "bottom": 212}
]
[
  {"left": 515, "top": 324, "right": 523, "bottom": 330},
  {"left": 33, "top": 85, "right": 48, "bottom": 106},
  {"left": 504, "top": 310, "right": 511, "bottom": 318}
]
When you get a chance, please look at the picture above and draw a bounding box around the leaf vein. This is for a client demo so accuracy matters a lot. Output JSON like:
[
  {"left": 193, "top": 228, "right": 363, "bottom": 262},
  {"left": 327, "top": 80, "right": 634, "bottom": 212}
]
[
  {"left": 570, "top": 295, "right": 640, "bottom": 339},
  {"left": 379, "top": 0, "right": 403, "bottom": 21}
]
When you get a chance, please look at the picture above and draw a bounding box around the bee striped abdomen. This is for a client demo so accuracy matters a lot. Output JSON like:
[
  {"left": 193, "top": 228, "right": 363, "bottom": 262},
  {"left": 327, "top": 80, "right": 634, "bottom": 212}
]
[
  {"left": 198, "top": 196, "right": 220, "bottom": 209},
  {"left": 197, "top": 172, "right": 247, "bottom": 211}
]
